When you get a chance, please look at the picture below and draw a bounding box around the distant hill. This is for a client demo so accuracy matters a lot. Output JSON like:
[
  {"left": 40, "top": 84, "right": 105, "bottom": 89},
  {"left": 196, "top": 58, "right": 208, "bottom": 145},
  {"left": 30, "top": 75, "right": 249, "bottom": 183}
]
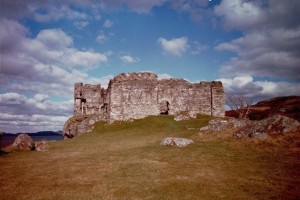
[
  {"left": 1, "top": 131, "right": 62, "bottom": 136},
  {"left": 27, "top": 131, "right": 62, "bottom": 136},
  {"left": 226, "top": 96, "right": 300, "bottom": 121}
]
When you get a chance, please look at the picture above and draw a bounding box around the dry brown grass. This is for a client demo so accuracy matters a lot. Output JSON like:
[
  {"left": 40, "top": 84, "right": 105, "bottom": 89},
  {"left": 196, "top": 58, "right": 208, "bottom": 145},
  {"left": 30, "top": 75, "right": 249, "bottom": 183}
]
[{"left": 1, "top": 115, "right": 299, "bottom": 199}]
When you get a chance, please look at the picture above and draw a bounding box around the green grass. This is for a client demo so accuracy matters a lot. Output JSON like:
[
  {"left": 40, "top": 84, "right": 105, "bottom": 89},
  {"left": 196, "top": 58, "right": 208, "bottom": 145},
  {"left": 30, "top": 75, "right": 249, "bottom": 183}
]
[{"left": 1, "top": 115, "right": 299, "bottom": 199}]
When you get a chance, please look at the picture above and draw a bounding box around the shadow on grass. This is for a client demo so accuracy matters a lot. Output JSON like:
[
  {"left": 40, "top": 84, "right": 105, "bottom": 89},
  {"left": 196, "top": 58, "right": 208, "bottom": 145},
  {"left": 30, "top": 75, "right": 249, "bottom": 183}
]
[{"left": 0, "top": 149, "right": 8, "bottom": 155}]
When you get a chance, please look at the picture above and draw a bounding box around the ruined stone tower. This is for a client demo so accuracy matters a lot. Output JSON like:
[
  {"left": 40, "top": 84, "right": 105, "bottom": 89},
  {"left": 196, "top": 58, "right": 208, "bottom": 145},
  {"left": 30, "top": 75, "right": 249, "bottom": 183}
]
[
  {"left": 74, "top": 83, "right": 106, "bottom": 115},
  {"left": 63, "top": 72, "right": 225, "bottom": 138}
]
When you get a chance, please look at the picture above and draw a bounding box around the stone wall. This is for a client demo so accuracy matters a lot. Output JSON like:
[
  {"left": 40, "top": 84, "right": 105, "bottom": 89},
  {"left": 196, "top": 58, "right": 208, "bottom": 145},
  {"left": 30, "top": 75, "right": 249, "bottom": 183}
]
[
  {"left": 108, "top": 73, "right": 160, "bottom": 121},
  {"left": 74, "top": 83, "right": 105, "bottom": 116},
  {"left": 106, "top": 72, "right": 224, "bottom": 121},
  {"left": 63, "top": 72, "right": 225, "bottom": 137},
  {"left": 211, "top": 81, "right": 225, "bottom": 117}
]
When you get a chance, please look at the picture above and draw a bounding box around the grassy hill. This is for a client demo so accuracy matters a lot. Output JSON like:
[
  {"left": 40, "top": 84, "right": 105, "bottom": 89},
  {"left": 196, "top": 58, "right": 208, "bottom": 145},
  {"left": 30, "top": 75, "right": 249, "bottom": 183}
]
[{"left": 1, "top": 115, "right": 299, "bottom": 199}]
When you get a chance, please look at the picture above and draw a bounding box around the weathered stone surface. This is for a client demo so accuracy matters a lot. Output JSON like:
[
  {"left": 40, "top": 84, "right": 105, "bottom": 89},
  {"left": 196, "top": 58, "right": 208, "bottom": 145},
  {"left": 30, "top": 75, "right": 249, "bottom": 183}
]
[
  {"left": 64, "top": 72, "right": 225, "bottom": 138},
  {"left": 234, "top": 115, "right": 300, "bottom": 138},
  {"left": 202, "top": 115, "right": 300, "bottom": 139},
  {"left": 160, "top": 137, "right": 194, "bottom": 147},
  {"left": 35, "top": 141, "right": 48, "bottom": 151},
  {"left": 63, "top": 114, "right": 108, "bottom": 139},
  {"left": 11, "top": 134, "right": 35, "bottom": 151},
  {"left": 200, "top": 118, "right": 252, "bottom": 132}
]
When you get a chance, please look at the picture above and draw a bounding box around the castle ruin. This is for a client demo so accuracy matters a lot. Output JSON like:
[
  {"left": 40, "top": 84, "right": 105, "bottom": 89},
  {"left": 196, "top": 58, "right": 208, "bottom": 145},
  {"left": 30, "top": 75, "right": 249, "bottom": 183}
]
[{"left": 63, "top": 72, "right": 225, "bottom": 138}]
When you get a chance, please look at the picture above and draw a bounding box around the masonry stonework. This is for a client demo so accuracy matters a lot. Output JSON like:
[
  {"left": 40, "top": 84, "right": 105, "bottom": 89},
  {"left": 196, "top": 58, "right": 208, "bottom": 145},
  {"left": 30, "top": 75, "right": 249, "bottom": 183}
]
[{"left": 63, "top": 72, "right": 225, "bottom": 138}]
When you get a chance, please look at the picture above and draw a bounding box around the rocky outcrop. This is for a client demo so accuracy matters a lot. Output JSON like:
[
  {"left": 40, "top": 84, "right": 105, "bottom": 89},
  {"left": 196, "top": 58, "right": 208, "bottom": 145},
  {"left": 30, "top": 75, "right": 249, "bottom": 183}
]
[
  {"left": 11, "top": 133, "right": 35, "bottom": 151},
  {"left": 201, "top": 115, "right": 300, "bottom": 139},
  {"left": 234, "top": 115, "right": 300, "bottom": 138},
  {"left": 63, "top": 114, "right": 108, "bottom": 139},
  {"left": 160, "top": 137, "right": 194, "bottom": 147},
  {"left": 226, "top": 96, "right": 300, "bottom": 121},
  {"left": 200, "top": 118, "right": 253, "bottom": 132}
]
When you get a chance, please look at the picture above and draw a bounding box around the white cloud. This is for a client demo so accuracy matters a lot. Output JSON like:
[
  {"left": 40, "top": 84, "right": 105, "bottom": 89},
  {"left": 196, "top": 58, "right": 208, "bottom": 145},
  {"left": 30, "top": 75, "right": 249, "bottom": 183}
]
[
  {"left": 158, "top": 37, "right": 189, "bottom": 56},
  {"left": 68, "top": 51, "right": 107, "bottom": 67},
  {"left": 0, "top": 113, "right": 70, "bottom": 133},
  {"left": 0, "top": 21, "right": 108, "bottom": 81},
  {"left": 73, "top": 20, "right": 90, "bottom": 29},
  {"left": 114, "top": 0, "right": 167, "bottom": 13},
  {"left": 0, "top": 19, "right": 111, "bottom": 133},
  {"left": 214, "top": 0, "right": 300, "bottom": 81},
  {"left": 215, "top": 28, "right": 300, "bottom": 81},
  {"left": 0, "top": 92, "right": 73, "bottom": 133},
  {"left": 190, "top": 41, "right": 207, "bottom": 55},
  {"left": 104, "top": 19, "right": 114, "bottom": 28},
  {"left": 96, "top": 32, "right": 107, "bottom": 43},
  {"left": 120, "top": 55, "right": 138, "bottom": 64},
  {"left": 218, "top": 76, "right": 300, "bottom": 102},
  {"left": 36, "top": 29, "right": 73, "bottom": 50},
  {"left": 214, "top": 0, "right": 266, "bottom": 30},
  {"left": 33, "top": 4, "right": 89, "bottom": 23},
  {"left": 0, "top": 72, "right": 117, "bottom": 133},
  {"left": 88, "top": 75, "right": 114, "bottom": 88},
  {"left": 0, "top": 93, "right": 73, "bottom": 115},
  {"left": 0, "top": 0, "right": 171, "bottom": 20},
  {"left": 170, "top": 0, "right": 209, "bottom": 22},
  {"left": 157, "top": 73, "right": 173, "bottom": 80}
]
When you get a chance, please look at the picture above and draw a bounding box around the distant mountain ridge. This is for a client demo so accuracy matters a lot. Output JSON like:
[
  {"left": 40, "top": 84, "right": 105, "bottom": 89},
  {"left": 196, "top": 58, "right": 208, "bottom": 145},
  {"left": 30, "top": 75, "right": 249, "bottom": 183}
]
[{"left": 1, "top": 131, "right": 62, "bottom": 136}]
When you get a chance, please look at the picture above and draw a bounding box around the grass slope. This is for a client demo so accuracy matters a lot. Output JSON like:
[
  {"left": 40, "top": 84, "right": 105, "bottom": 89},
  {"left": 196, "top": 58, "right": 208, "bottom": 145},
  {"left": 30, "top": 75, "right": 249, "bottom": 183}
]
[{"left": 0, "top": 115, "right": 299, "bottom": 199}]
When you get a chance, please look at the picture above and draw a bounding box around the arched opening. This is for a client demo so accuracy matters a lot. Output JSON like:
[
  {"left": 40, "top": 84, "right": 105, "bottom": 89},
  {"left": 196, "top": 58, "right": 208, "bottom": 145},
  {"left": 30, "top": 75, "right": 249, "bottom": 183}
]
[{"left": 160, "top": 100, "right": 170, "bottom": 115}]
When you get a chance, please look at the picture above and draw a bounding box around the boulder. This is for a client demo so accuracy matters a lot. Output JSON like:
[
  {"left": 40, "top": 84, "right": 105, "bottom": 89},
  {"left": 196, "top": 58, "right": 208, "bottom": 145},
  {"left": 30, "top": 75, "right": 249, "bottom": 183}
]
[
  {"left": 63, "top": 114, "right": 108, "bottom": 139},
  {"left": 11, "top": 134, "right": 35, "bottom": 151},
  {"left": 35, "top": 141, "right": 48, "bottom": 151},
  {"left": 160, "top": 137, "right": 194, "bottom": 147}
]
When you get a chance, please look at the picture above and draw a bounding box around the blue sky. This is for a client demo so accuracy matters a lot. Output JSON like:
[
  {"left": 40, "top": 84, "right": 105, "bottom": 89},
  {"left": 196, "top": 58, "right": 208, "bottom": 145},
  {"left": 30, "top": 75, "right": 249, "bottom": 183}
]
[{"left": 0, "top": 0, "right": 299, "bottom": 133}]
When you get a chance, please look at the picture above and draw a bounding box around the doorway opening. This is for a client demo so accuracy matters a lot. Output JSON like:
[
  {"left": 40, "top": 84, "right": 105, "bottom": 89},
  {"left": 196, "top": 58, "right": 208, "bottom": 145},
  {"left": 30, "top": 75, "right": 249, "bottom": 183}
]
[{"left": 160, "top": 100, "right": 170, "bottom": 115}]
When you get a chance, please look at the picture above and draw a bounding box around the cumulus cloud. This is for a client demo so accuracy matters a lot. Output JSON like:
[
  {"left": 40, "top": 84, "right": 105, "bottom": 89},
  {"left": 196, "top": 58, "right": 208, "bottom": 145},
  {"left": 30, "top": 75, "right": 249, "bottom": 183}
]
[
  {"left": 106, "top": 0, "right": 167, "bottom": 13},
  {"left": 158, "top": 37, "right": 189, "bottom": 56},
  {"left": 214, "top": 0, "right": 266, "bottom": 30},
  {"left": 33, "top": 4, "right": 89, "bottom": 23},
  {"left": 104, "top": 19, "right": 114, "bottom": 28},
  {"left": 0, "top": 92, "right": 73, "bottom": 132},
  {"left": 0, "top": 0, "right": 168, "bottom": 21},
  {"left": 0, "top": 19, "right": 107, "bottom": 85},
  {"left": 170, "top": 0, "right": 209, "bottom": 21},
  {"left": 96, "top": 31, "right": 107, "bottom": 43},
  {"left": 0, "top": 93, "right": 72, "bottom": 115},
  {"left": 218, "top": 76, "right": 300, "bottom": 103},
  {"left": 0, "top": 18, "right": 111, "bottom": 132},
  {"left": 0, "top": 114, "right": 70, "bottom": 133},
  {"left": 120, "top": 55, "right": 138, "bottom": 64},
  {"left": 215, "top": 0, "right": 300, "bottom": 31},
  {"left": 214, "top": 0, "right": 300, "bottom": 81},
  {"left": 0, "top": 72, "right": 115, "bottom": 133},
  {"left": 73, "top": 20, "right": 90, "bottom": 29}
]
